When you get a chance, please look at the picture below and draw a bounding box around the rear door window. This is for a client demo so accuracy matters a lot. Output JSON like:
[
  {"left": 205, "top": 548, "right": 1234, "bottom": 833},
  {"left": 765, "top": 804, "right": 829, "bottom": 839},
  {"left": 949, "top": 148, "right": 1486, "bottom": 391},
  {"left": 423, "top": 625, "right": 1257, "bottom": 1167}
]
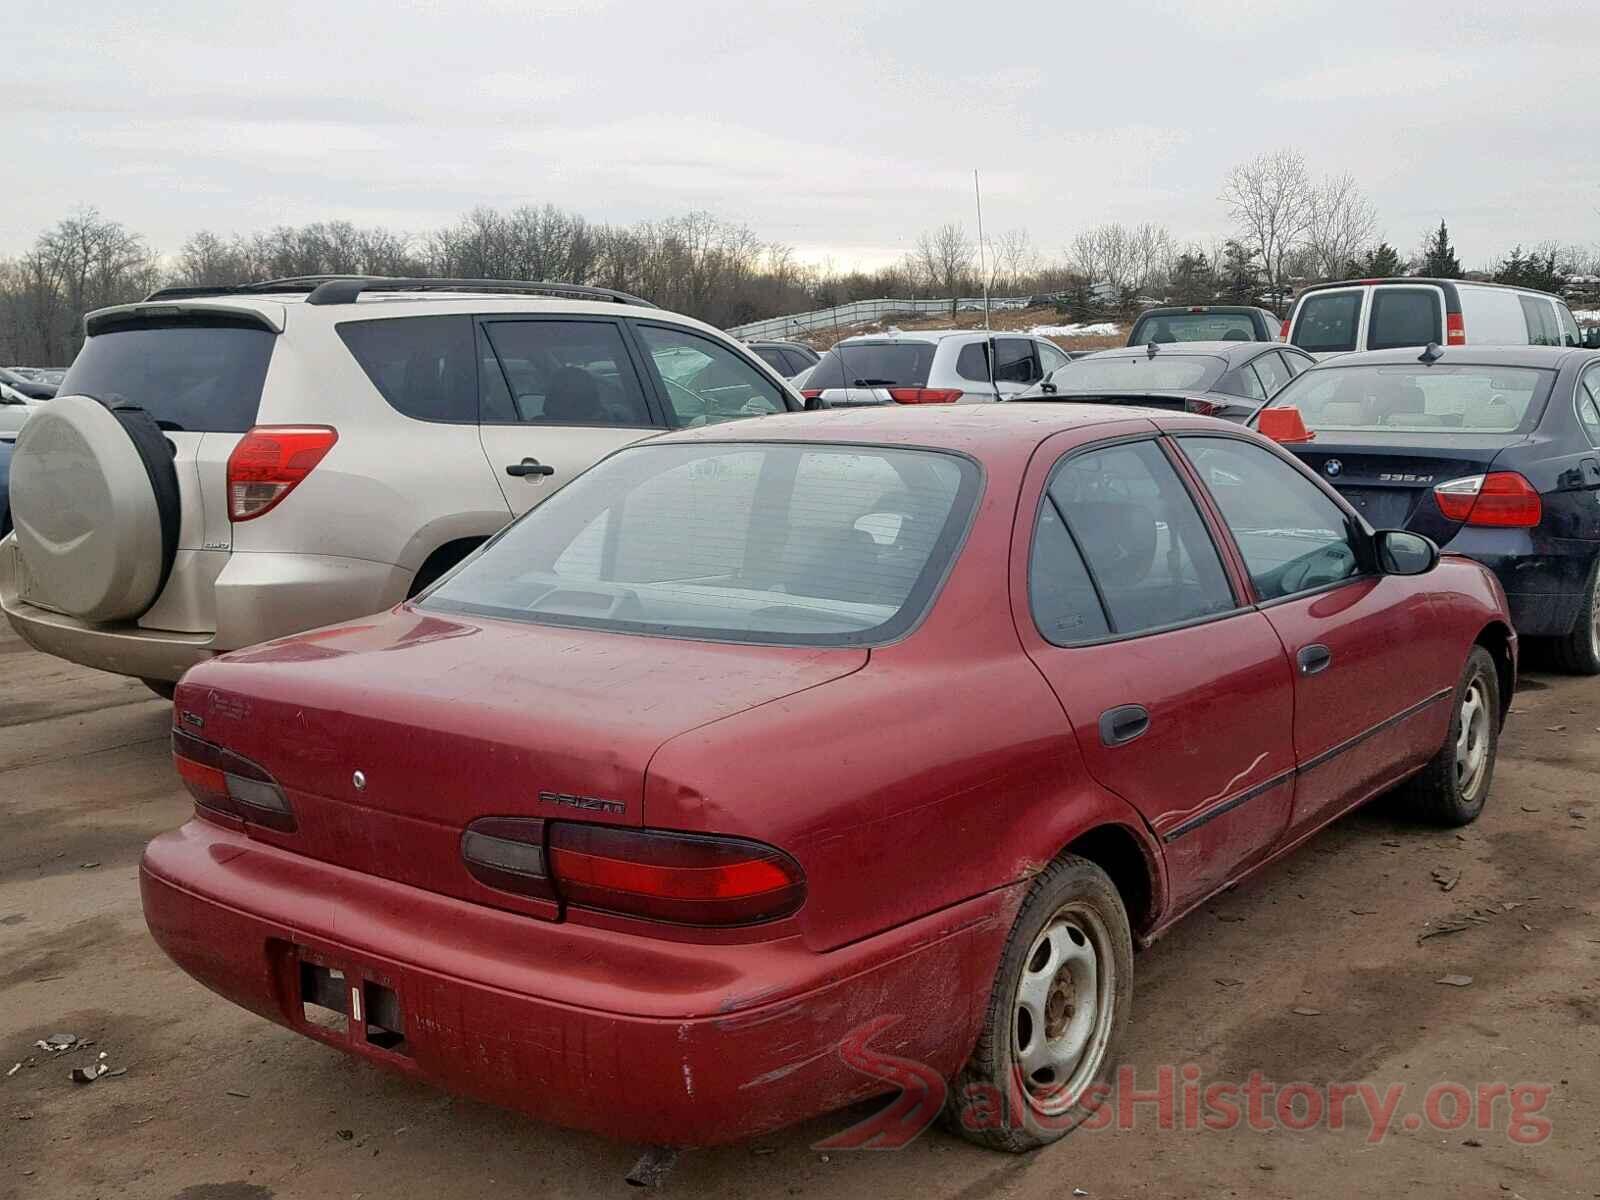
[
  {"left": 779, "top": 349, "right": 815, "bottom": 375},
  {"left": 1251, "top": 351, "right": 1292, "bottom": 397},
  {"left": 481, "top": 319, "right": 654, "bottom": 426},
  {"left": 1519, "top": 296, "right": 1561, "bottom": 346},
  {"left": 1579, "top": 367, "right": 1600, "bottom": 445},
  {"left": 1039, "top": 440, "right": 1236, "bottom": 639},
  {"left": 1293, "top": 291, "right": 1363, "bottom": 353},
  {"left": 339, "top": 314, "right": 480, "bottom": 423},
  {"left": 752, "top": 346, "right": 790, "bottom": 374},
  {"left": 993, "top": 338, "right": 1042, "bottom": 384},
  {"left": 1559, "top": 305, "right": 1583, "bottom": 348},
  {"left": 61, "top": 318, "right": 275, "bottom": 432},
  {"left": 1038, "top": 341, "right": 1071, "bottom": 375},
  {"left": 632, "top": 324, "right": 789, "bottom": 426},
  {"left": 1366, "top": 288, "right": 1441, "bottom": 351}
]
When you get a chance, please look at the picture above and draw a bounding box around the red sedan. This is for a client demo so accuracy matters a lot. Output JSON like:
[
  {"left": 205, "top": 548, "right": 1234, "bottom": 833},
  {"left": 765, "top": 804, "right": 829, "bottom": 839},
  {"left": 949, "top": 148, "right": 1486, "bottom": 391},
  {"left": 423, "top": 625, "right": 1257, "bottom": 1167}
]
[{"left": 142, "top": 404, "right": 1513, "bottom": 1154}]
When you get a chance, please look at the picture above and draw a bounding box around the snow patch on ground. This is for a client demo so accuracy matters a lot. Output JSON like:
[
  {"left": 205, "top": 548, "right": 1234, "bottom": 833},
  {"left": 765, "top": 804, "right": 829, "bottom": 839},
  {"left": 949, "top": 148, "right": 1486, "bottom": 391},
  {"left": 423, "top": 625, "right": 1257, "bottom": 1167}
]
[{"left": 1029, "top": 322, "right": 1122, "bottom": 338}]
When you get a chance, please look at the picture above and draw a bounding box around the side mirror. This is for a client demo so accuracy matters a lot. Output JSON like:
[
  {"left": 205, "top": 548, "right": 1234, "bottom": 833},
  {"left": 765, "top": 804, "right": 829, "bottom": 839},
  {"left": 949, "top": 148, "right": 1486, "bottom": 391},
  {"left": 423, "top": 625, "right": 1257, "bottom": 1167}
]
[
  {"left": 1375, "top": 529, "right": 1439, "bottom": 576},
  {"left": 803, "top": 394, "right": 830, "bottom": 411},
  {"left": 1583, "top": 327, "right": 1600, "bottom": 350}
]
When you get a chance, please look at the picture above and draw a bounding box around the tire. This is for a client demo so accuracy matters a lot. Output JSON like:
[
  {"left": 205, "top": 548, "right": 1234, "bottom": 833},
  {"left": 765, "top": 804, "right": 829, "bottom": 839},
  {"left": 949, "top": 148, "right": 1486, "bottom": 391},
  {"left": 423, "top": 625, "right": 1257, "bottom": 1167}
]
[
  {"left": 945, "top": 855, "right": 1133, "bottom": 1153},
  {"left": 141, "top": 679, "right": 176, "bottom": 702},
  {"left": 1395, "top": 646, "right": 1500, "bottom": 826},
  {"left": 1549, "top": 555, "right": 1600, "bottom": 676},
  {"left": 9, "top": 396, "right": 180, "bottom": 621}
]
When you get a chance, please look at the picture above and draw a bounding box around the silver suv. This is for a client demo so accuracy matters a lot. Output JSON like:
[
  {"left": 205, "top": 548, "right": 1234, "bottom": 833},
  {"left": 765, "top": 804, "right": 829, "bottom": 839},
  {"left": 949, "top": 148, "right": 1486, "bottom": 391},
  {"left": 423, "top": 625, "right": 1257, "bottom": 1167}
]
[
  {"left": 798, "top": 329, "right": 1073, "bottom": 406},
  {"left": 1, "top": 276, "right": 803, "bottom": 694}
]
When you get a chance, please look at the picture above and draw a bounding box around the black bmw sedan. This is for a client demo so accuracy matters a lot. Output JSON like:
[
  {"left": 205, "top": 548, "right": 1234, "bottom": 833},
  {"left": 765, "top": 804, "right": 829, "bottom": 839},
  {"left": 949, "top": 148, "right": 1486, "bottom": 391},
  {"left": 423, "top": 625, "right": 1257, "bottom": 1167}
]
[{"left": 1252, "top": 345, "right": 1600, "bottom": 672}]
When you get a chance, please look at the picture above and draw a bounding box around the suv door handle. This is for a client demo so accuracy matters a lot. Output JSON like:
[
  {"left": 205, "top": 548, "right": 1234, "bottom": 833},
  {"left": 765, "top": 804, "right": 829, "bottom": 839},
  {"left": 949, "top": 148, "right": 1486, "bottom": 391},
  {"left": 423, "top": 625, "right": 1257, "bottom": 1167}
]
[
  {"left": 506, "top": 458, "right": 556, "bottom": 478},
  {"left": 1099, "top": 704, "right": 1150, "bottom": 747},
  {"left": 1298, "top": 644, "right": 1333, "bottom": 675}
]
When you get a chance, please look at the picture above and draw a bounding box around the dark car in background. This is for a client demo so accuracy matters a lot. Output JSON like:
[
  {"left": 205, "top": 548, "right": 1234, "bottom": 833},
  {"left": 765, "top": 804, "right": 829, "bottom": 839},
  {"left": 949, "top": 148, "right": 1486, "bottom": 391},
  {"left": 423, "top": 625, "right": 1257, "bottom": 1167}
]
[
  {"left": 0, "top": 367, "right": 59, "bottom": 400},
  {"left": 1016, "top": 340, "right": 1314, "bottom": 421},
  {"left": 745, "top": 340, "right": 820, "bottom": 380},
  {"left": 1127, "top": 305, "right": 1281, "bottom": 346},
  {"left": 1252, "top": 345, "right": 1600, "bottom": 672}
]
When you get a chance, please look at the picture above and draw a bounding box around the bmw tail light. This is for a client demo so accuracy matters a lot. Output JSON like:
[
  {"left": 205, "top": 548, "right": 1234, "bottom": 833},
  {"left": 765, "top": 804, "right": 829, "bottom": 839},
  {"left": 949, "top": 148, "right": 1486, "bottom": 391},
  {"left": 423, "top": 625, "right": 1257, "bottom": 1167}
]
[
  {"left": 173, "top": 728, "right": 296, "bottom": 831},
  {"left": 1446, "top": 312, "right": 1466, "bottom": 345},
  {"left": 1433, "top": 472, "right": 1542, "bottom": 527},
  {"left": 227, "top": 426, "right": 338, "bottom": 521},
  {"left": 886, "top": 388, "right": 962, "bottom": 404},
  {"left": 547, "top": 825, "right": 806, "bottom": 925}
]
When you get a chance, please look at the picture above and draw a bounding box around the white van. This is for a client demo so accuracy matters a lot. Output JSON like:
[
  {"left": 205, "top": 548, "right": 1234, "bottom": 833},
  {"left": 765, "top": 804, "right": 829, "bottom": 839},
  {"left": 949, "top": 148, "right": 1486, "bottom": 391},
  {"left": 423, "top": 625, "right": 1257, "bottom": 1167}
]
[{"left": 1285, "top": 278, "right": 1587, "bottom": 359}]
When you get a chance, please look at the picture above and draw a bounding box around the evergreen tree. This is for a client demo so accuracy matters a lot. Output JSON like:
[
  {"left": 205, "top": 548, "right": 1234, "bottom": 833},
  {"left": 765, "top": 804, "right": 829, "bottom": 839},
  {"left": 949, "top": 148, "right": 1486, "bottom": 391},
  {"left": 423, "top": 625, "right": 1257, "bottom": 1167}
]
[
  {"left": 1170, "top": 251, "right": 1214, "bottom": 304},
  {"left": 1418, "top": 220, "right": 1462, "bottom": 278},
  {"left": 1219, "top": 240, "right": 1260, "bottom": 304},
  {"left": 1363, "top": 243, "right": 1403, "bottom": 277}
]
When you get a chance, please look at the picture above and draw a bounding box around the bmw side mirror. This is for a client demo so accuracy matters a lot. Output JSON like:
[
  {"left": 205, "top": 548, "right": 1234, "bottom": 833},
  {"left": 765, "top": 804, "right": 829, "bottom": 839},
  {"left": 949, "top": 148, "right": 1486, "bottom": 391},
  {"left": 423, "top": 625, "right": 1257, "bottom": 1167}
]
[{"left": 1375, "top": 529, "right": 1439, "bottom": 576}]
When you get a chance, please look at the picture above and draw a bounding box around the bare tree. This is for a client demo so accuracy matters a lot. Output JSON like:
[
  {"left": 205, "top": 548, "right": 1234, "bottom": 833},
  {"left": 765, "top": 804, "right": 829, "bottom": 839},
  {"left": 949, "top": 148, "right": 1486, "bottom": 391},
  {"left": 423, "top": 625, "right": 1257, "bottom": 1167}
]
[
  {"left": 1221, "top": 149, "right": 1314, "bottom": 304},
  {"left": 914, "top": 223, "right": 975, "bottom": 296},
  {"left": 1069, "top": 223, "right": 1138, "bottom": 296},
  {"left": 991, "top": 228, "right": 1037, "bottom": 293},
  {"left": 1305, "top": 172, "right": 1378, "bottom": 280}
]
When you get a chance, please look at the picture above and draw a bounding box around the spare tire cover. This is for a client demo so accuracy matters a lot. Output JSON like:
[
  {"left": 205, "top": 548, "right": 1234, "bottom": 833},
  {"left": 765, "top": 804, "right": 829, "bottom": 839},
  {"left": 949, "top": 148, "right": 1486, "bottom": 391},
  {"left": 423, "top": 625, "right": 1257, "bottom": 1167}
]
[{"left": 10, "top": 394, "right": 180, "bottom": 622}]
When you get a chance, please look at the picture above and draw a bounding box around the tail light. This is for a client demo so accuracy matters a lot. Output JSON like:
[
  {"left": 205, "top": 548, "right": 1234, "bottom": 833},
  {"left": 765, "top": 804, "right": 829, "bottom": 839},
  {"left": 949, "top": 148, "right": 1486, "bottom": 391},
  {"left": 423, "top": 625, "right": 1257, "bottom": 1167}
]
[
  {"left": 1187, "top": 398, "right": 1226, "bottom": 418},
  {"left": 1279, "top": 318, "right": 1291, "bottom": 341},
  {"left": 173, "top": 728, "right": 296, "bottom": 832},
  {"left": 227, "top": 426, "right": 338, "bottom": 521},
  {"left": 1256, "top": 407, "right": 1315, "bottom": 444},
  {"left": 1433, "top": 472, "right": 1541, "bottom": 527},
  {"left": 885, "top": 388, "right": 962, "bottom": 404},
  {"left": 459, "top": 819, "right": 806, "bottom": 926},
  {"left": 800, "top": 389, "right": 823, "bottom": 401},
  {"left": 1446, "top": 312, "right": 1466, "bottom": 345}
]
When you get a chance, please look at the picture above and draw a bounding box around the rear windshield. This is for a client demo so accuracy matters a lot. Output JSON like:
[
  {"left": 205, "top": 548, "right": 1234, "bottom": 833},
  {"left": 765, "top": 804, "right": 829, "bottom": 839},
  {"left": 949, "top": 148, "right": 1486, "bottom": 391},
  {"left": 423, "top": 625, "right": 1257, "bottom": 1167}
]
[
  {"left": 1259, "top": 364, "right": 1554, "bottom": 435},
  {"left": 806, "top": 343, "right": 935, "bottom": 390},
  {"left": 1130, "top": 312, "right": 1259, "bottom": 343},
  {"left": 1292, "top": 292, "right": 1362, "bottom": 353},
  {"left": 1048, "top": 354, "right": 1222, "bottom": 393},
  {"left": 422, "top": 441, "right": 980, "bottom": 646},
  {"left": 60, "top": 319, "right": 274, "bottom": 432}
]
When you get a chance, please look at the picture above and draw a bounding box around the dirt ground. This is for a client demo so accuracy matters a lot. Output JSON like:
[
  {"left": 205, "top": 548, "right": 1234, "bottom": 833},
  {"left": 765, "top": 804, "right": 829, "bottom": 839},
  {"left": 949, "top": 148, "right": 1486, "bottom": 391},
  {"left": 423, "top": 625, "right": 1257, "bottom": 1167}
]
[{"left": 1, "top": 625, "right": 1597, "bottom": 1200}]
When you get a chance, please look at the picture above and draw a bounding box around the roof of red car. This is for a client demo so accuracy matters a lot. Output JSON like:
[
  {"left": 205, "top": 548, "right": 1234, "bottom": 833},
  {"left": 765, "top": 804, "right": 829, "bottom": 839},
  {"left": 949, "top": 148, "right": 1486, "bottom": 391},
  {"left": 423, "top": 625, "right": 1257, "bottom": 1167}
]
[{"left": 657, "top": 402, "right": 1181, "bottom": 456}]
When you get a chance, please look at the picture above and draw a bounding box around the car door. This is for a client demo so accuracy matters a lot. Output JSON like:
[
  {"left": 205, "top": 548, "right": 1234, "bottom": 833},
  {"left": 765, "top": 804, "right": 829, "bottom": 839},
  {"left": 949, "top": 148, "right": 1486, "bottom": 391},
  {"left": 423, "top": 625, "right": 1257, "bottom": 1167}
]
[
  {"left": 1012, "top": 433, "right": 1298, "bottom": 912},
  {"left": 1290, "top": 287, "right": 1368, "bottom": 358},
  {"left": 628, "top": 321, "right": 794, "bottom": 426},
  {"left": 476, "top": 316, "right": 666, "bottom": 517},
  {"left": 1173, "top": 433, "right": 1458, "bottom": 837}
]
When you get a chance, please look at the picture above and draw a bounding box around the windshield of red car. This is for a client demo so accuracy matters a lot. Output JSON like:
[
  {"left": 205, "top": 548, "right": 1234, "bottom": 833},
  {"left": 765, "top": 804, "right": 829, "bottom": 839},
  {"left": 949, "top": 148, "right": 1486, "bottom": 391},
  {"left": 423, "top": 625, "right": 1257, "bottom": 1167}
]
[{"left": 422, "top": 442, "right": 981, "bottom": 646}]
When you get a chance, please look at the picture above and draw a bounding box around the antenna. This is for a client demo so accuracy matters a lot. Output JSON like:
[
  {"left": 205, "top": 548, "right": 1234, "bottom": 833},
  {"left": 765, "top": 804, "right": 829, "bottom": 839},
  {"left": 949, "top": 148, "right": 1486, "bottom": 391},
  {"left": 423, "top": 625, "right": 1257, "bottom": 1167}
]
[{"left": 973, "top": 169, "right": 991, "bottom": 330}]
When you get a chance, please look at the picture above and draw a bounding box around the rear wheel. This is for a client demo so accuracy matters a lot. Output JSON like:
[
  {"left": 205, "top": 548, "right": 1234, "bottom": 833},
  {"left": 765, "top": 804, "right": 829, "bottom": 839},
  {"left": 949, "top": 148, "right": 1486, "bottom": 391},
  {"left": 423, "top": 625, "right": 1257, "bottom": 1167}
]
[
  {"left": 946, "top": 855, "right": 1132, "bottom": 1152},
  {"left": 1549, "top": 556, "right": 1600, "bottom": 675},
  {"left": 1396, "top": 646, "right": 1500, "bottom": 826}
]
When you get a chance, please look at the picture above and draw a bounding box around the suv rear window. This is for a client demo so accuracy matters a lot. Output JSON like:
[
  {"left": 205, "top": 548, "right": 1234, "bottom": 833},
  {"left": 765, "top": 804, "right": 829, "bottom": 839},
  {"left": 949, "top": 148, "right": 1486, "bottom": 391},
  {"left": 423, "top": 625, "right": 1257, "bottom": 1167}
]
[
  {"left": 806, "top": 343, "right": 935, "bottom": 390},
  {"left": 60, "top": 318, "right": 274, "bottom": 433},
  {"left": 422, "top": 442, "right": 979, "bottom": 646},
  {"left": 1367, "top": 288, "right": 1441, "bottom": 350},
  {"left": 1293, "top": 292, "right": 1362, "bottom": 353},
  {"left": 1129, "top": 312, "right": 1259, "bottom": 343}
]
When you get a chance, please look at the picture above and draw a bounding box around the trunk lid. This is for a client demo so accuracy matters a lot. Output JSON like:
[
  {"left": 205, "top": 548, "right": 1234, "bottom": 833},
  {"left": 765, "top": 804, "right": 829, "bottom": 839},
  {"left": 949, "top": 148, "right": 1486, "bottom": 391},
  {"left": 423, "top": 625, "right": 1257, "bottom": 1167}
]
[
  {"left": 1282, "top": 432, "right": 1522, "bottom": 542},
  {"left": 174, "top": 608, "right": 866, "bottom": 904}
]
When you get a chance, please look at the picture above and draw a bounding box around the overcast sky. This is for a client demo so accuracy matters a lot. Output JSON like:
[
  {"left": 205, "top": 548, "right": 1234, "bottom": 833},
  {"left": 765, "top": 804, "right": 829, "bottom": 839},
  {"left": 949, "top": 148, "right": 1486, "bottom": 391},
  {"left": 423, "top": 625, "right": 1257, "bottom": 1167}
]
[{"left": 4, "top": 0, "right": 1596, "bottom": 272}]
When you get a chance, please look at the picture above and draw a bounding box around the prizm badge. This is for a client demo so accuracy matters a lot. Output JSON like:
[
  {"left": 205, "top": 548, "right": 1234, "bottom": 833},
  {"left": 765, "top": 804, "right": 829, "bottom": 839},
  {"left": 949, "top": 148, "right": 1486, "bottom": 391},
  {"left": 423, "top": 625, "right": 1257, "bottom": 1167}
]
[
  {"left": 1379, "top": 472, "right": 1434, "bottom": 483},
  {"left": 539, "top": 790, "right": 626, "bottom": 816}
]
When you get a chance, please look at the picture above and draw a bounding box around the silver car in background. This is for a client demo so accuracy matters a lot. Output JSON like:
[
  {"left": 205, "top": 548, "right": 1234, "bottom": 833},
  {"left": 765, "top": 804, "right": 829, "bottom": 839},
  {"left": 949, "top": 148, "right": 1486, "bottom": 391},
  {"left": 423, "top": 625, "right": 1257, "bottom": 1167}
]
[{"left": 798, "top": 329, "right": 1074, "bottom": 406}]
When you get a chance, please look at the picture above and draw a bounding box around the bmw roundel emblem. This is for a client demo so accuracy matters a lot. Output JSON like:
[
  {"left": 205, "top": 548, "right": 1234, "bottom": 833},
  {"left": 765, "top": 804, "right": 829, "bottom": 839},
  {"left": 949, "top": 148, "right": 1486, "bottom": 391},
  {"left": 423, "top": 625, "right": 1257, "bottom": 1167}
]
[{"left": 1324, "top": 459, "right": 1343, "bottom": 478}]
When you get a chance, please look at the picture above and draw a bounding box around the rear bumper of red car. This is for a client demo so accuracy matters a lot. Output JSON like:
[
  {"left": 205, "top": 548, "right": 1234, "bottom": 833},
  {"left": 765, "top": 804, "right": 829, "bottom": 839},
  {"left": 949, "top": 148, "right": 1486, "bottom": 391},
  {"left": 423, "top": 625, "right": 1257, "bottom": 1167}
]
[{"left": 141, "top": 820, "right": 1017, "bottom": 1147}]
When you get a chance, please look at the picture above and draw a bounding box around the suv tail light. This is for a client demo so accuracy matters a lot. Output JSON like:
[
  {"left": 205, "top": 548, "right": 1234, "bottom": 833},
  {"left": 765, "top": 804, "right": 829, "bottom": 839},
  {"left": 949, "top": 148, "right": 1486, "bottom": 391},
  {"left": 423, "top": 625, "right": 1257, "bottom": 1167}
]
[
  {"left": 1433, "top": 472, "right": 1541, "bottom": 527},
  {"left": 886, "top": 388, "right": 962, "bottom": 404},
  {"left": 1446, "top": 312, "right": 1466, "bottom": 345},
  {"left": 173, "top": 728, "right": 296, "bottom": 831},
  {"left": 227, "top": 426, "right": 338, "bottom": 521},
  {"left": 459, "top": 819, "right": 806, "bottom": 926},
  {"left": 1256, "top": 407, "right": 1315, "bottom": 444},
  {"left": 800, "top": 389, "right": 823, "bottom": 401}
]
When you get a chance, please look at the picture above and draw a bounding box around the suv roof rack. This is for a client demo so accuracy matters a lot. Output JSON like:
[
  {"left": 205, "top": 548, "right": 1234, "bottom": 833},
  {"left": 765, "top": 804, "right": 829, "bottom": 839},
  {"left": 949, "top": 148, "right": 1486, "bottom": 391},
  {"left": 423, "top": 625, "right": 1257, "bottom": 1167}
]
[{"left": 145, "top": 276, "right": 657, "bottom": 308}]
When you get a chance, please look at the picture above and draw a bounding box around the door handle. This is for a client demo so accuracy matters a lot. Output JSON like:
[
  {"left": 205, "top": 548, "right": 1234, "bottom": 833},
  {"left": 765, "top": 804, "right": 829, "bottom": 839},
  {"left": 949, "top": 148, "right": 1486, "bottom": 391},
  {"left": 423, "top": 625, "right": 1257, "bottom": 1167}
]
[
  {"left": 1298, "top": 644, "right": 1333, "bottom": 675},
  {"left": 1099, "top": 704, "right": 1150, "bottom": 748},
  {"left": 506, "top": 458, "right": 556, "bottom": 478}
]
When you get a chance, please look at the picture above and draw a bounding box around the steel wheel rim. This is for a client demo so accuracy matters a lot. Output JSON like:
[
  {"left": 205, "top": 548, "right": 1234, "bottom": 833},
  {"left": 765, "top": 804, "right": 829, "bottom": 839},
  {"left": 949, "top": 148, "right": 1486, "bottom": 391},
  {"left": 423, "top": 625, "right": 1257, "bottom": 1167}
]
[
  {"left": 1455, "top": 677, "right": 1491, "bottom": 799},
  {"left": 1012, "top": 904, "right": 1116, "bottom": 1116}
]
